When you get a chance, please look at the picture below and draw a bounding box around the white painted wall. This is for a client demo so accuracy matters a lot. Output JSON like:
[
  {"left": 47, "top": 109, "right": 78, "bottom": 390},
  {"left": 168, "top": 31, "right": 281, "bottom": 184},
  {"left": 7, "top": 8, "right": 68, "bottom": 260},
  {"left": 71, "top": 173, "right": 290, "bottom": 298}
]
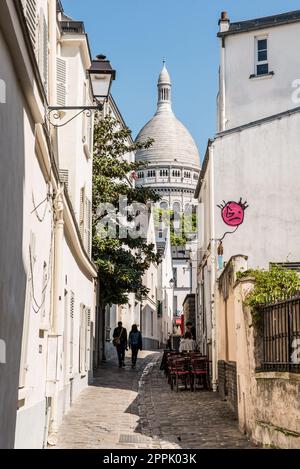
[
  {"left": 11, "top": 1, "right": 97, "bottom": 449},
  {"left": 212, "top": 112, "right": 300, "bottom": 269},
  {"left": 219, "top": 22, "right": 300, "bottom": 131}
]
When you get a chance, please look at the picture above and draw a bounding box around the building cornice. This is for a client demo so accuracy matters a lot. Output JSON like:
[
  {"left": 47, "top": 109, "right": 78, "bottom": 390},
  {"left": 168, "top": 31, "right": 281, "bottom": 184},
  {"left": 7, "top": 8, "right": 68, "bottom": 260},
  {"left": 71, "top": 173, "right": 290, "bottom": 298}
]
[{"left": 218, "top": 10, "right": 300, "bottom": 37}]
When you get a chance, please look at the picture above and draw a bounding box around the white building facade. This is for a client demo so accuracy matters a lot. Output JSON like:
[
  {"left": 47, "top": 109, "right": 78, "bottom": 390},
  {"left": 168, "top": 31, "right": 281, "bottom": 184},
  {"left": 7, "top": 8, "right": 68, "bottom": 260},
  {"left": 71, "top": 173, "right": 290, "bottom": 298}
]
[
  {"left": 196, "top": 9, "right": 300, "bottom": 391},
  {"left": 0, "top": 0, "right": 97, "bottom": 448}
]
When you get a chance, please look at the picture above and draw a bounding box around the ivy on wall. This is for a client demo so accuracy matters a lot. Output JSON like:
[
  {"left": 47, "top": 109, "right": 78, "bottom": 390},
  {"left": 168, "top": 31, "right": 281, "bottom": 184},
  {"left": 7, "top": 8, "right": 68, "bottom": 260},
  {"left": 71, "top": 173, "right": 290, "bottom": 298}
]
[{"left": 237, "top": 265, "right": 300, "bottom": 325}]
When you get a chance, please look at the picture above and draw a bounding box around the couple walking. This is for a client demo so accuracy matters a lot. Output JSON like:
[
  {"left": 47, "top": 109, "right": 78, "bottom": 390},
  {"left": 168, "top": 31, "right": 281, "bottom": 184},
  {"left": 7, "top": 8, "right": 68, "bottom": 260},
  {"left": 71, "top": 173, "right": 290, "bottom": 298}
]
[{"left": 113, "top": 322, "right": 143, "bottom": 369}]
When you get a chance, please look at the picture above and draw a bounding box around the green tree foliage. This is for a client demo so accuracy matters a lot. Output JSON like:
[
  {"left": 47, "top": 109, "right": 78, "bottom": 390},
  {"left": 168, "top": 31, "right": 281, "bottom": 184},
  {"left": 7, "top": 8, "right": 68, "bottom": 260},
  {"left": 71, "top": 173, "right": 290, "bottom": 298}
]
[
  {"left": 92, "top": 115, "right": 161, "bottom": 307},
  {"left": 237, "top": 265, "right": 300, "bottom": 325},
  {"left": 153, "top": 208, "right": 198, "bottom": 246}
]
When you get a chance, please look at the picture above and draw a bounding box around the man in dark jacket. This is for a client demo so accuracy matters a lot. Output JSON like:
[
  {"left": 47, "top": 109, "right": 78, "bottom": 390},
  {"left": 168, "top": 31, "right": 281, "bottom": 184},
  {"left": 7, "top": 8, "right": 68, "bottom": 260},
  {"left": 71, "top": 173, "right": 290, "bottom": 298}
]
[{"left": 113, "top": 321, "right": 128, "bottom": 368}]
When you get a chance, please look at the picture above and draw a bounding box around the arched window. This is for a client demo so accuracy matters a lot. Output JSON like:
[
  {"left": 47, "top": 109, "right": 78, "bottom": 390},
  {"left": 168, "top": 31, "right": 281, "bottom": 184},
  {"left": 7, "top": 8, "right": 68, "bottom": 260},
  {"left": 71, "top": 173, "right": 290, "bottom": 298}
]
[
  {"left": 173, "top": 202, "right": 181, "bottom": 214},
  {"left": 138, "top": 171, "right": 144, "bottom": 179},
  {"left": 160, "top": 201, "right": 168, "bottom": 211}
]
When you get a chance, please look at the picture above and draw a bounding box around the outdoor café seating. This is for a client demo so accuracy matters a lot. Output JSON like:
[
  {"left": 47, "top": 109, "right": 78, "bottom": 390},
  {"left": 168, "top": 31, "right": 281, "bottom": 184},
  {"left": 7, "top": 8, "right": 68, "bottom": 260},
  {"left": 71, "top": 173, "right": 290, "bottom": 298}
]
[{"left": 162, "top": 350, "right": 210, "bottom": 392}]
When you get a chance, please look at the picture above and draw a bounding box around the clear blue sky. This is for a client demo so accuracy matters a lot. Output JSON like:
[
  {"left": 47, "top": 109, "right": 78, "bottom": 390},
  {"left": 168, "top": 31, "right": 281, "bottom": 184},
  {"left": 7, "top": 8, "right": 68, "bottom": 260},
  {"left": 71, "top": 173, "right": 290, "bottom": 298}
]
[{"left": 63, "top": 0, "right": 300, "bottom": 160}]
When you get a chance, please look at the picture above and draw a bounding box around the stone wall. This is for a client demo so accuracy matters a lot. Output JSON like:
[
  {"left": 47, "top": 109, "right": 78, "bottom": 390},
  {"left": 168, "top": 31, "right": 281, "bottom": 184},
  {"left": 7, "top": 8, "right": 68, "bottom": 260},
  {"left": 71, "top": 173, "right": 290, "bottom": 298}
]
[
  {"left": 234, "top": 271, "right": 300, "bottom": 448},
  {"left": 218, "top": 360, "right": 238, "bottom": 418}
]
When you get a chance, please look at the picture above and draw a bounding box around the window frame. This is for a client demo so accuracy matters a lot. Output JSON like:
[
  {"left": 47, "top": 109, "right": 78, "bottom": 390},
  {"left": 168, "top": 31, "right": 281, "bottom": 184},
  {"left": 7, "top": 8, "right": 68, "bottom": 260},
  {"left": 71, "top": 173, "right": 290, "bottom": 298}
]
[{"left": 255, "top": 36, "right": 269, "bottom": 77}]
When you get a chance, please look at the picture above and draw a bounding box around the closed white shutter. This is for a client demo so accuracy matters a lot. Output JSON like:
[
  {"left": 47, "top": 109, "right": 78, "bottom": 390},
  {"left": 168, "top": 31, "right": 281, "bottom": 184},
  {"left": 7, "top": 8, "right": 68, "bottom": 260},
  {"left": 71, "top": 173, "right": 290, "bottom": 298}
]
[
  {"left": 43, "top": 14, "right": 48, "bottom": 92},
  {"left": 22, "top": 0, "right": 37, "bottom": 51},
  {"left": 79, "top": 187, "right": 85, "bottom": 240},
  {"left": 69, "top": 292, "right": 75, "bottom": 373},
  {"left": 37, "top": 10, "right": 48, "bottom": 93},
  {"left": 85, "top": 308, "right": 91, "bottom": 371},
  {"left": 88, "top": 115, "right": 94, "bottom": 154},
  {"left": 85, "top": 196, "right": 92, "bottom": 257},
  {"left": 79, "top": 304, "right": 86, "bottom": 373},
  {"left": 57, "top": 58, "right": 67, "bottom": 106}
]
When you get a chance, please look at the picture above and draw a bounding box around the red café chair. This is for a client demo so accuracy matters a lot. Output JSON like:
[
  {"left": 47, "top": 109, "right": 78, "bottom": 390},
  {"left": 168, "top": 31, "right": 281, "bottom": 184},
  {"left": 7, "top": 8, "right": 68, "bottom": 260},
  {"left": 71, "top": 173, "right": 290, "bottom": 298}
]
[
  {"left": 167, "top": 355, "right": 181, "bottom": 389},
  {"left": 190, "top": 358, "right": 208, "bottom": 391},
  {"left": 174, "top": 358, "right": 191, "bottom": 392}
]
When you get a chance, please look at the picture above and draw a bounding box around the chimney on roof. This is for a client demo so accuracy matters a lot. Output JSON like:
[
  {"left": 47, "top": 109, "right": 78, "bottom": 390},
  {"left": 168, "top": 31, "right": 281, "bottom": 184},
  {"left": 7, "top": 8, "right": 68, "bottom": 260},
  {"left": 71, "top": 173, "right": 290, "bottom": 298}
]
[{"left": 219, "top": 11, "right": 230, "bottom": 33}]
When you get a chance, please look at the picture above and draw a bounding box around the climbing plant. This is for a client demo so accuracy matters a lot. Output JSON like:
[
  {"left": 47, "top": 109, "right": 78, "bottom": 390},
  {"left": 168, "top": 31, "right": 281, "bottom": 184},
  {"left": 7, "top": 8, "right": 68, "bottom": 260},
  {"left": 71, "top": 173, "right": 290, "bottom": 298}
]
[{"left": 237, "top": 265, "right": 300, "bottom": 325}]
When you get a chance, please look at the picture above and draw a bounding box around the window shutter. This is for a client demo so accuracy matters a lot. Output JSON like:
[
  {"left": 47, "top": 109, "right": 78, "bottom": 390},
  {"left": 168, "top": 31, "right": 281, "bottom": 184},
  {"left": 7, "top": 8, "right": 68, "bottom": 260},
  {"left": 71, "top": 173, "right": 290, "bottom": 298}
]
[
  {"left": 69, "top": 292, "right": 75, "bottom": 373},
  {"left": 79, "top": 187, "right": 85, "bottom": 240},
  {"left": 79, "top": 304, "right": 86, "bottom": 373},
  {"left": 37, "top": 10, "right": 48, "bottom": 92},
  {"left": 85, "top": 308, "right": 91, "bottom": 371},
  {"left": 57, "top": 58, "right": 67, "bottom": 106},
  {"left": 22, "top": 0, "right": 37, "bottom": 51},
  {"left": 43, "top": 14, "right": 48, "bottom": 92},
  {"left": 85, "top": 197, "right": 92, "bottom": 257},
  {"left": 88, "top": 115, "right": 94, "bottom": 154}
]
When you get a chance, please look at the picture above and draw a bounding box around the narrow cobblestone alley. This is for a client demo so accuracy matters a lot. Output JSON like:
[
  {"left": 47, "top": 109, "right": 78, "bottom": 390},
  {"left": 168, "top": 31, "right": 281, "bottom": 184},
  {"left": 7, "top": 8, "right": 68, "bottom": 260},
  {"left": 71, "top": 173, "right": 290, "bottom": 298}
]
[{"left": 52, "top": 352, "right": 256, "bottom": 450}]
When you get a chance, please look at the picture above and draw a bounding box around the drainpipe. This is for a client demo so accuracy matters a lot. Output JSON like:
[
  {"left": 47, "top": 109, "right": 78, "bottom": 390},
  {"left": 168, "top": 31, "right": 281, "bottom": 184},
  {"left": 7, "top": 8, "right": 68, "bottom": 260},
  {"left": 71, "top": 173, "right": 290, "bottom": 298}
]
[
  {"left": 209, "top": 141, "right": 218, "bottom": 392},
  {"left": 48, "top": 187, "right": 64, "bottom": 445}
]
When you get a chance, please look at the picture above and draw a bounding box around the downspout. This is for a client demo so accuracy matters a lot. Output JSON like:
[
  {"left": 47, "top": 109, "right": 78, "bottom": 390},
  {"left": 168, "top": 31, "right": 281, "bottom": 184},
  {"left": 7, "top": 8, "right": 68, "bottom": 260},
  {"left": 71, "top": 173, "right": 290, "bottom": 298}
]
[
  {"left": 48, "top": 187, "right": 64, "bottom": 445},
  {"left": 209, "top": 142, "right": 218, "bottom": 392}
]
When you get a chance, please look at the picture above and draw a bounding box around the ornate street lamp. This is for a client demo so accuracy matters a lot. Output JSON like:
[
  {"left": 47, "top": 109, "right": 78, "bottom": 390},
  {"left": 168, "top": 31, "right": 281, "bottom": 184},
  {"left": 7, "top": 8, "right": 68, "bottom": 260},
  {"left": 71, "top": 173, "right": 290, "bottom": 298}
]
[
  {"left": 48, "top": 54, "right": 116, "bottom": 127},
  {"left": 88, "top": 54, "right": 116, "bottom": 104}
]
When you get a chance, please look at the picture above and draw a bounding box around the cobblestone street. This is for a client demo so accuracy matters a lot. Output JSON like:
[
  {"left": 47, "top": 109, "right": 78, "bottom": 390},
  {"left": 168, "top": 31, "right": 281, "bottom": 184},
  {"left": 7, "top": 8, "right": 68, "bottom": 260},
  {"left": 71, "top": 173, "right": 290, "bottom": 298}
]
[{"left": 53, "top": 351, "right": 257, "bottom": 449}]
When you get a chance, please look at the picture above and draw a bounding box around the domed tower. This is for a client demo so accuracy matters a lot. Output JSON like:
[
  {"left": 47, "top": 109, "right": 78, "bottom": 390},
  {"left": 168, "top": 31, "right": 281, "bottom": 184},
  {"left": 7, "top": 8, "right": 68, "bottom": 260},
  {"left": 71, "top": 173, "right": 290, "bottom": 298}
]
[{"left": 135, "top": 62, "right": 201, "bottom": 229}]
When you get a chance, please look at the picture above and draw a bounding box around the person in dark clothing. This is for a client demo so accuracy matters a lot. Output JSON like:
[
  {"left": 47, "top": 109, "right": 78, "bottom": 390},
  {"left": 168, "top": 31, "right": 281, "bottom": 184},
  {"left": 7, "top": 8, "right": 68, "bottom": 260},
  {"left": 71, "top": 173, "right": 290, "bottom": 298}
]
[
  {"left": 166, "top": 333, "right": 172, "bottom": 350},
  {"left": 186, "top": 321, "right": 196, "bottom": 341},
  {"left": 113, "top": 321, "right": 128, "bottom": 368},
  {"left": 128, "top": 324, "right": 142, "bottom": 369}
]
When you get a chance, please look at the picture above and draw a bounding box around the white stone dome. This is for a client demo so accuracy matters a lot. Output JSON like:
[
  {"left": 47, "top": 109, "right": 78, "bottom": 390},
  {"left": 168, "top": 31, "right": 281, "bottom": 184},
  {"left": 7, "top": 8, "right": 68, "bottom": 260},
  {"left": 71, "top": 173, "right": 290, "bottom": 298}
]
[
  {"left": 136, "top": 111, "right": 200, "bottom": 167},
  {"left": 135, "top": 64, "right": 200, "bottom": 169}
]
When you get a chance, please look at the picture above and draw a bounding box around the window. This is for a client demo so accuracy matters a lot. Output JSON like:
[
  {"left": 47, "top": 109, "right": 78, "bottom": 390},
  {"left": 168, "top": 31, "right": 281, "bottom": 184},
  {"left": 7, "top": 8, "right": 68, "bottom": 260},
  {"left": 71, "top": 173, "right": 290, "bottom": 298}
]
[
  {"left": 138, "top": 171, "right": 144, "bottom": 179},
  {"left": 160, "top": 169, "right": 169, "bottom": 177},
  {"left": 193, "top": 172, "right": 199, "bottom": 180},
  {"left": 172, "top": 169, "right": 181, "bottom": 178},
  {"left": 184, "top": 171, "right": 191, "bottom": 178},
  {"left": 256, "top": 37, "right": 269, "bottom": 76},
  {"left": 147, "top": 170, "right": 156, "bottom": 178}
]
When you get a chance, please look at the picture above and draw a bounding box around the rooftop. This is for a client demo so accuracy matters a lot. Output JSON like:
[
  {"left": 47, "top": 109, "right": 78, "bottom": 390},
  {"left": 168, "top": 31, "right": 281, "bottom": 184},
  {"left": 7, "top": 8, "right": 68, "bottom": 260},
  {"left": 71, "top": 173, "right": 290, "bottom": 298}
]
[{"left": 218, "top": 10, "right": 300, "bottom": 37}]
